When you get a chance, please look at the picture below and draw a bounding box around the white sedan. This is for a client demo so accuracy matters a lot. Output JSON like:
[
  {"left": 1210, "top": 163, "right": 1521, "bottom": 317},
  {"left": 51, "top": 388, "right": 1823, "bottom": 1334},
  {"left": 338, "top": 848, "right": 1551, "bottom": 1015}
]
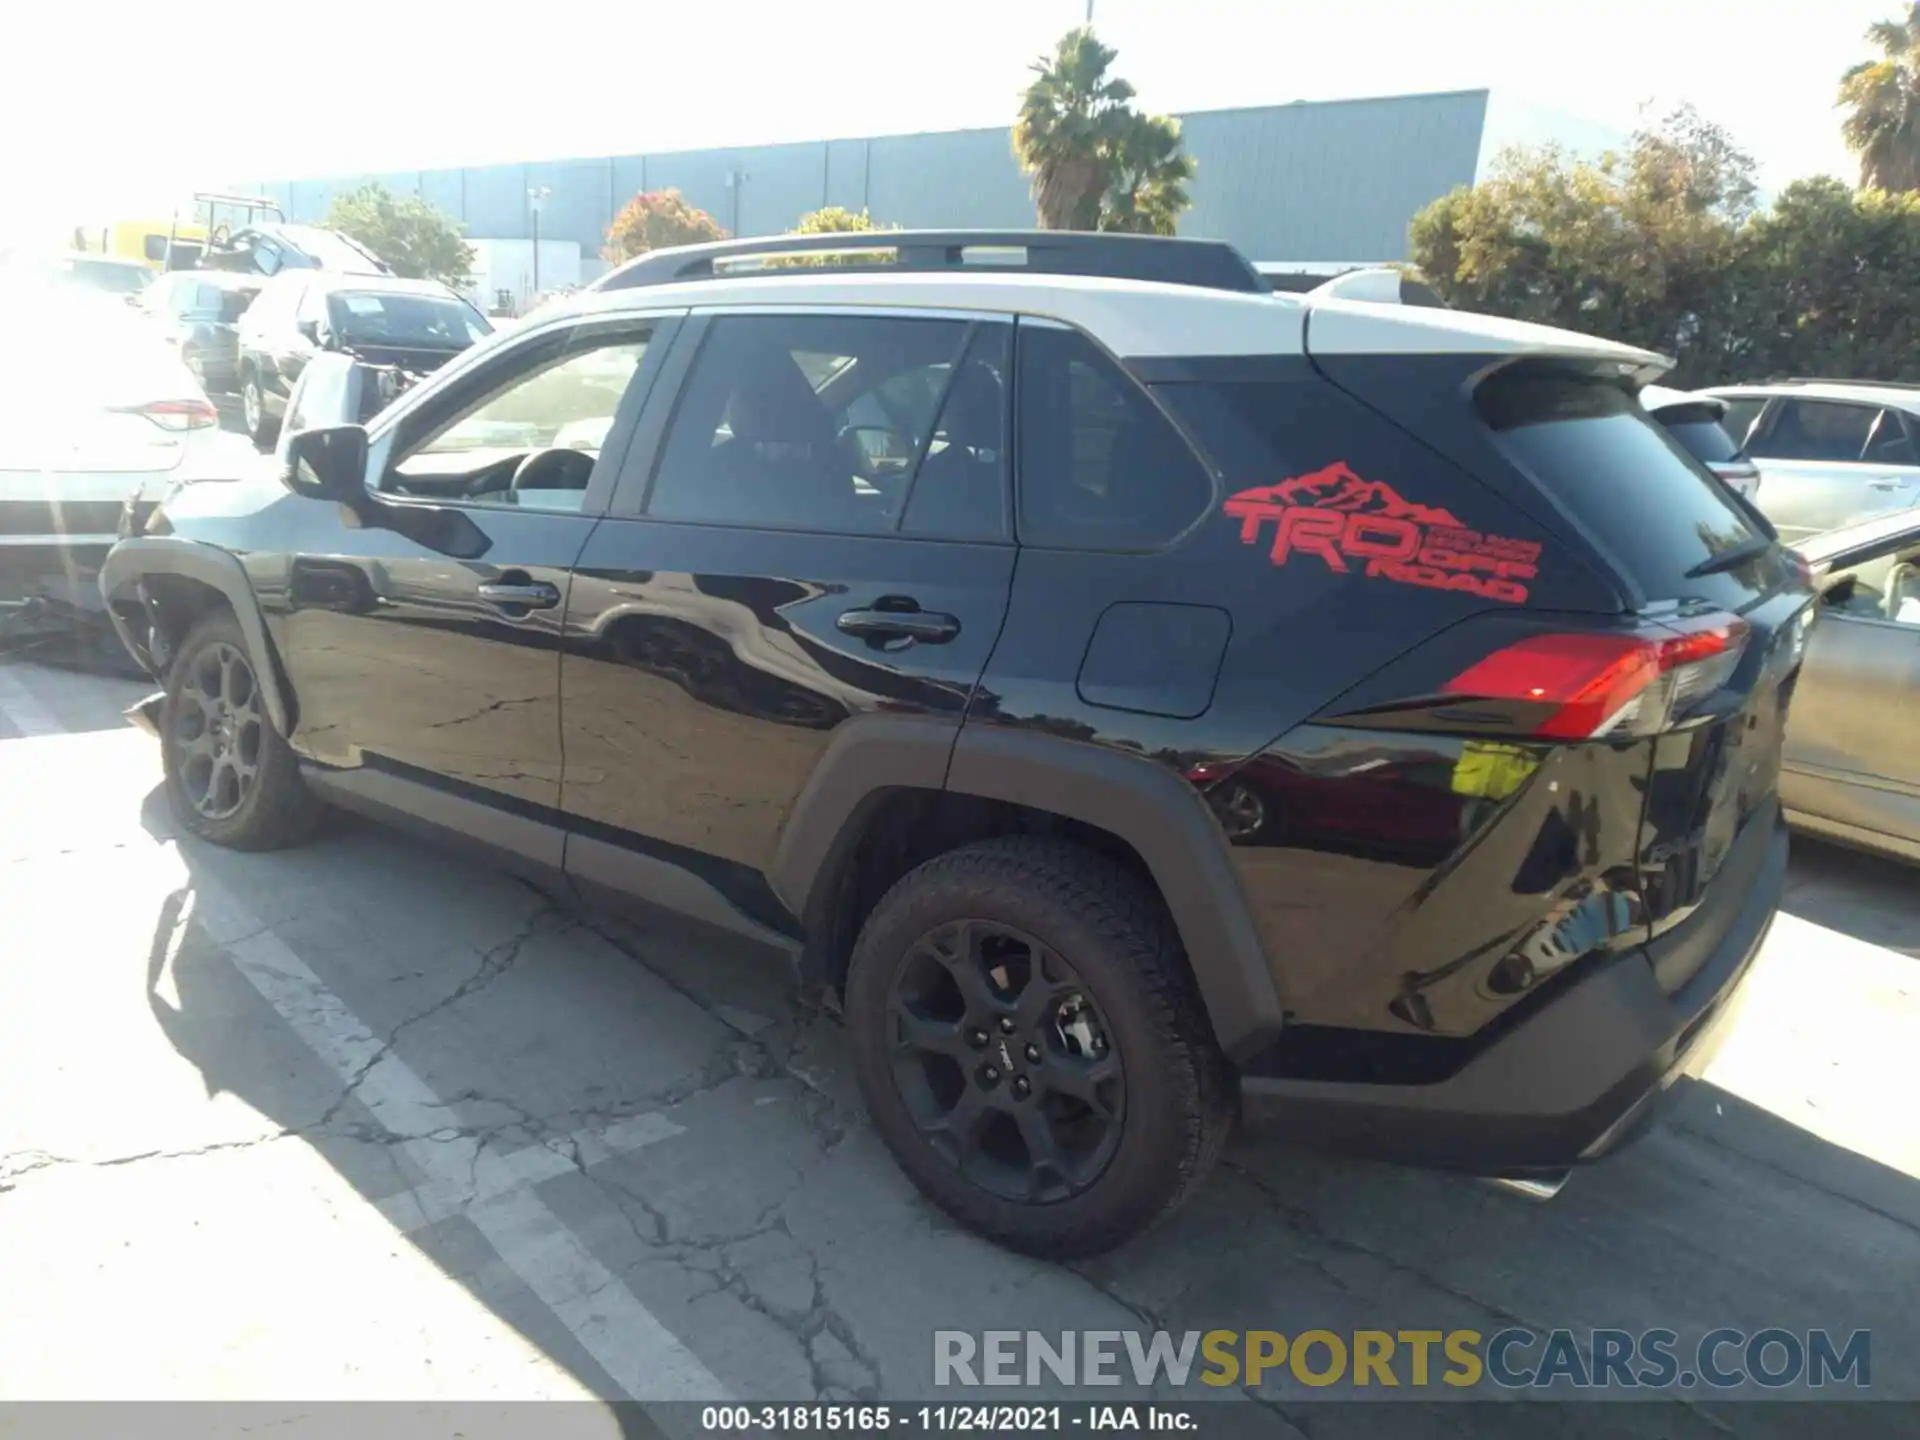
[{"left": 0, "top": 285, "right": 256, "bottom": 620}]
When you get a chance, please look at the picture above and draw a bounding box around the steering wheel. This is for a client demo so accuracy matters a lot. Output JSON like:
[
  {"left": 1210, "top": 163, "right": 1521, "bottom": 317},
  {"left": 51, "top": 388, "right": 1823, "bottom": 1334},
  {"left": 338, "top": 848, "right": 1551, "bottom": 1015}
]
[{"left": 509, "top": 447, "right": 596, "bottom": 499}]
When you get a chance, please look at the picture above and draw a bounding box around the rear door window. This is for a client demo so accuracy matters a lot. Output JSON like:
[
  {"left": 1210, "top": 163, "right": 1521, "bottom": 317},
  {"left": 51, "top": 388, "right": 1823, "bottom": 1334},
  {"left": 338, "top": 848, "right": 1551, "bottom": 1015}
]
[
  {"left": 645, "top": 312, "right": 1003, "bottom": 538},
  {"left": 1478, "top": 368, "right": 1769, "bottom": 607},
  {"left": 1749, "top": 399, "right": 1878, "bottom": 462}
]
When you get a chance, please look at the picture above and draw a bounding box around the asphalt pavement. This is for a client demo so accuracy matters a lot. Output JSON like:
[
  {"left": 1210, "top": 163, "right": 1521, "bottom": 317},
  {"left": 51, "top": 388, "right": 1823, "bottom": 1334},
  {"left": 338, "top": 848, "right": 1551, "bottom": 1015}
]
[{"left": 1, "top": 657, "right": 1916, "bottom": 1436}]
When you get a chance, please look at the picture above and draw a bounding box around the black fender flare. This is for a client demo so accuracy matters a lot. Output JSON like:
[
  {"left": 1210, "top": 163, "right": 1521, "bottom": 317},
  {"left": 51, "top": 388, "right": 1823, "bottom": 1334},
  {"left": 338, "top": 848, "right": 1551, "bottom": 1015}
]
[
  {"left": 770, "top": 712, "right": 964, "bottom": 917},
  {"left": 772, "top": 716, "right": 1284, "bottom": 1064},
  {"left": 99, "top": 536, "right": 294, "bottom": 737},
  {"left": 944, "top": 726, "right": 1284, "bottom": 1063}
]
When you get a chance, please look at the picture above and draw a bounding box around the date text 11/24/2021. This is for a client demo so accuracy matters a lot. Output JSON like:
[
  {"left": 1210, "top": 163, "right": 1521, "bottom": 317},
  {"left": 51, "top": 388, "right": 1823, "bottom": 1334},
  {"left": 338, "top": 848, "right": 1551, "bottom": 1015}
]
[{"left": 700, "top": 1405, "right": 1195, "bottom": 1432}]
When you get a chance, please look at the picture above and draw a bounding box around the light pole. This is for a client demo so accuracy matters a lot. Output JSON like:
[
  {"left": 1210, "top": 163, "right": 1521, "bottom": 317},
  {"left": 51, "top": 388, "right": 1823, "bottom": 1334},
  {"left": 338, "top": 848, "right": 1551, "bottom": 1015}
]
[{"left": 528, "top": 185, "right": 552, "bottom": 305}]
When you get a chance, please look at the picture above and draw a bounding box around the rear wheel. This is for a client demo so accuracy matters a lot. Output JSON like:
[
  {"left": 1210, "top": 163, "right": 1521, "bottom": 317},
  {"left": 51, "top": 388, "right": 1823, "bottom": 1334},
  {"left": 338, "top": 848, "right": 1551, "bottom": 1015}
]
[
  {"left": 845, "top": 836, "right": 1234, "bottom": 1257},
  {"left": 241, "top": 370, "right": 277, "bottom": 448},
  {"left": 161, "top": 611, "right": 321, "bottom": 850}
]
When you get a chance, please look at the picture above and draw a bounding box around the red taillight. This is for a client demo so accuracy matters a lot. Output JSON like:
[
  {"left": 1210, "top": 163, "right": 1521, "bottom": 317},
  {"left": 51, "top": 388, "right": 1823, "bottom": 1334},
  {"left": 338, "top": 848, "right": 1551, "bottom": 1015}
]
[
  {"left": 119, "top": 398, "right": 218, "bottom": 432},
  {"left": 1442, "top": 614, "right": 1749, "bottom": 740}
]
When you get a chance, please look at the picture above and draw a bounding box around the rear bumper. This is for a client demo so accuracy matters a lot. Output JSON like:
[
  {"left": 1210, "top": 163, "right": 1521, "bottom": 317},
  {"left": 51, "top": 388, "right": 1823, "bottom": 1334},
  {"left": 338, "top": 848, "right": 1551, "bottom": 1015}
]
[{"left": 1240, "top": 811, "right": 1787, "bottom": 1174}]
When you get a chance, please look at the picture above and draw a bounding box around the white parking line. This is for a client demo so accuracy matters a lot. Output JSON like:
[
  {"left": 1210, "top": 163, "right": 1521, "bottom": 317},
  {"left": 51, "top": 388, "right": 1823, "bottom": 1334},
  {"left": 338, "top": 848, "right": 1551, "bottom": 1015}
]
[
  {"left": 0, "top": 664, "right": 61, "bottom": 737},
  {"left": 2, "top": 673, "right": 733, "bottom": 1403}
]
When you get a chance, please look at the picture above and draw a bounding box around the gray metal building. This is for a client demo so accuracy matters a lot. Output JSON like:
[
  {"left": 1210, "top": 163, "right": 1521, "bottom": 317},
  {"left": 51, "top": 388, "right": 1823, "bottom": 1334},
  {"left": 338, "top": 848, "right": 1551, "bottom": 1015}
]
[{"left": 237, "top": 89, "right": 1617, "bottom": 278}]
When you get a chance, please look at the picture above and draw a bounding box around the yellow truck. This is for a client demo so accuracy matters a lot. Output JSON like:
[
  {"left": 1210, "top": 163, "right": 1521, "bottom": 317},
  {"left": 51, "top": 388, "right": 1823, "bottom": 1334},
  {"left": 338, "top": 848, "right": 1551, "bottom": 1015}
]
[{"left": 72, "top": 193, "right": 284, "bottom": 271}]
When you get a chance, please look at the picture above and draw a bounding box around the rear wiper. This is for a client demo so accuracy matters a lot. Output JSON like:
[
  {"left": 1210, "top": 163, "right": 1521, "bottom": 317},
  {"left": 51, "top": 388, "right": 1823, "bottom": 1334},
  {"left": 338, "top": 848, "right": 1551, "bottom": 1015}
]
[{"left": 1686, "top": 536, "right": 1774, "bottom": 577}]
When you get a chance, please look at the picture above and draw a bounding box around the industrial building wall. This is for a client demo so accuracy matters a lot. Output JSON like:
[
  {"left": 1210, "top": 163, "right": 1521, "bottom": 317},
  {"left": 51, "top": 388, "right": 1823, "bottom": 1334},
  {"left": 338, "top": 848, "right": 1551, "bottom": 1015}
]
[{"left": 240, "top": 88, "right": 1496, "bottom": 269}]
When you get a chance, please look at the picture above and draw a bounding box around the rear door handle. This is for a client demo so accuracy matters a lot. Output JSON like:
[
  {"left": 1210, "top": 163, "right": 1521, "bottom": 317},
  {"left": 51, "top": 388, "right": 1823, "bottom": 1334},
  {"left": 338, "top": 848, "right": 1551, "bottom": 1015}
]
[
  {"left": 1868, "top": 478, "right": 1910, "bottom": 491},
  {"left": 477, "top": 580, "right": 561, "bottom": 609},
  {"left": 837, "top": 604, "right": 961, "bottom": 646}
]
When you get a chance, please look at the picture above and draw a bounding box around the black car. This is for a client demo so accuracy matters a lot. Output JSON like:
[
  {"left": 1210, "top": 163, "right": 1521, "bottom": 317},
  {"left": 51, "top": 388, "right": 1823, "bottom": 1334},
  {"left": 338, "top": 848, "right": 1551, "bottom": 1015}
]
[
  {"left": 138, "top": 271, "right": 264, "bottom": 393},
  {"left": 235, "top": 271, "right": 493, "bottom": 445},
  {"left": 102, "top": 231, "right": 1809, "bottom": 1258}
]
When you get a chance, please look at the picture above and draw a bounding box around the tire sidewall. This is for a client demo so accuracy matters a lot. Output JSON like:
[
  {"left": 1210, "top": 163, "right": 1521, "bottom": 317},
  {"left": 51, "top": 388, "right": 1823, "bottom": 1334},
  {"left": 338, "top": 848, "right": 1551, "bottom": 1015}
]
[
  {"left": 242, "top": 373, "right": 275, "bottom": 447},
  {"left": 160, "top": 614, "right": 289, "bottom": 846},
  {"left": 846, "top": 851, "right": 1208, "bottom": 1253}
]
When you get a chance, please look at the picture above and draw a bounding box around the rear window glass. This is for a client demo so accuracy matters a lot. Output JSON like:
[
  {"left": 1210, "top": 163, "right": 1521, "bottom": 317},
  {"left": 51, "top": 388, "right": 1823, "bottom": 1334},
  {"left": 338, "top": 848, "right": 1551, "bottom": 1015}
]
[
  {"left": 1016, "top": 324, "right": 1213, "bottom": 550},
  {"left": 1478, "top": 370, "right": 1765, "bottom": 604},
  {"left": 1662, "top": 417, "right": 1745, "bottom": 465}
]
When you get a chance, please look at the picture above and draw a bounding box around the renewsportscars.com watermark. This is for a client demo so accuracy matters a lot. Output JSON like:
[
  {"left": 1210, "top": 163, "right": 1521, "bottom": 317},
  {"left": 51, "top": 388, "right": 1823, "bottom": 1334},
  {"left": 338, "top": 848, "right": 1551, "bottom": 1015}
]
[{"left": 934, "top": 1328, "right": 1872, "bottom": 1391}]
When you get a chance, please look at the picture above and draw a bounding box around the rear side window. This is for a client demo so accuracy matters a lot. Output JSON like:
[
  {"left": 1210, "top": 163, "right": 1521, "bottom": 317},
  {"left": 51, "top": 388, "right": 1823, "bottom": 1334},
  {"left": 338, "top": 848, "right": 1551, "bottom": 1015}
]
[
  {"left": 1479, "top": 370, "right": 1762, "bottom": 604},
  {"left": 1016, "top": 323, "right": 1213, "bottom": 550},
  {"left": 1750, "top": 399, "right": 1878, "bottom": 462}
]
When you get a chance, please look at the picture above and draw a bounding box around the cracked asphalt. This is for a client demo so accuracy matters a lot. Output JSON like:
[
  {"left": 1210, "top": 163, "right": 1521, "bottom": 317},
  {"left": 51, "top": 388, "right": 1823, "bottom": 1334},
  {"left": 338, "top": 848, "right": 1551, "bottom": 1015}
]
[{"left": 2, "top": 656, "right": 1918, "bottom": 1434}]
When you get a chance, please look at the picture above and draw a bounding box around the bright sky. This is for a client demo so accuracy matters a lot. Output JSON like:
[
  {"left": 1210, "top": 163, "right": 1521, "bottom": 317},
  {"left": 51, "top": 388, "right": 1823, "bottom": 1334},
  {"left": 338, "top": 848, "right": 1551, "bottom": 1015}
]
[{"left": 2, "top": 0, "right": 1894, "bottom": 239}]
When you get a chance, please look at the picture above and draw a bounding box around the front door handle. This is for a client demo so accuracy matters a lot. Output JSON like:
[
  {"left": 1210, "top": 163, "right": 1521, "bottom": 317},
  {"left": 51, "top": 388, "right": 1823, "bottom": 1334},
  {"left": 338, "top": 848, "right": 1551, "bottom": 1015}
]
[
  {"left": 477, "top": 580, "right": 561, "bottom": 609},
  {"left": 1867, "top": 478, "right": 1909, "bottom": 491},
  {"left": 837, "top": 604, "right": 960, "bottom": 646}
]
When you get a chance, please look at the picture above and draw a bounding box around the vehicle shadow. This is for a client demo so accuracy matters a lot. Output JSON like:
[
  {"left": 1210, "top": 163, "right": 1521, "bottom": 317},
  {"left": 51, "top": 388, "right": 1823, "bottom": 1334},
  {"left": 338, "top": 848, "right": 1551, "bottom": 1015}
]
[
  {"left": 1779, "top": 834, "right": 1920, "bottom": 958},
  {"left": 132, "top": 783, "right": 1920, "bottom": 1425},
  {"left": 1102, "top": 1072, "right": 1920, "bottom": 1426}
]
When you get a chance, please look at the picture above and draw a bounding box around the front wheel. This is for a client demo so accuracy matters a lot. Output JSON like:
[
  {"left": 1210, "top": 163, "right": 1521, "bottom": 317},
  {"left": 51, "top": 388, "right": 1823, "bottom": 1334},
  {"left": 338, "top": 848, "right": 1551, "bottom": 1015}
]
[
  {"left": 845, "top": 836, "right": 1234, "bottom": 1258},
  {"left": 161, "top": 611, "right": 321, "bottom": 850}
]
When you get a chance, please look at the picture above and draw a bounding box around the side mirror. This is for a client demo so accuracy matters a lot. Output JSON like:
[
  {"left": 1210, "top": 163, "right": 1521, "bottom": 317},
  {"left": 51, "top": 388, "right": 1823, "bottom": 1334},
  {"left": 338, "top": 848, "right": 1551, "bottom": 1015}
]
[
  {"left": 282, "top": 425, "right": 369, "bottom": 503},
  {"left": 295, "top": 317, "right": 320, "bottom": 343},
  {"left": 277, "top": 352, "right": 374, "bottom": 455}
]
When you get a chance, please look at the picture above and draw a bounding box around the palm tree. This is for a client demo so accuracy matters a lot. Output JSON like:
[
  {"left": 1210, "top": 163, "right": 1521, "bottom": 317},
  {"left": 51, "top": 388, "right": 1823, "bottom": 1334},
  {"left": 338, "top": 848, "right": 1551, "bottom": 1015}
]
[
  {"left": 1013, "top": 27, "right": 1139, "bottom": 230},
  {"left": 1099, "top": 114, "right": 1196, "bottom": 235},
  {"left": 1840, "top": 4, "right": 1920, "bottom": 191}
]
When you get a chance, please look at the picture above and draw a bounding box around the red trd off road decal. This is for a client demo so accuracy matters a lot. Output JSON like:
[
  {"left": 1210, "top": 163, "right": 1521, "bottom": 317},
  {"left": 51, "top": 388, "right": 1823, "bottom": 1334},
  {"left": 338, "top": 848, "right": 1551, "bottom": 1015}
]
[{"left": 1222, "top": 462, "right": 1542, "bottom": 605}]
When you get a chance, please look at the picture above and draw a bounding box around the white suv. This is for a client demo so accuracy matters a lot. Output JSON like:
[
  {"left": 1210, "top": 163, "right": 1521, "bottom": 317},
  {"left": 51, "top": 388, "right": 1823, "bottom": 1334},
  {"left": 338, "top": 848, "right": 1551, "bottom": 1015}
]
[{"left": 1703, "top": 380, "right": 1920, "bottom": 542}]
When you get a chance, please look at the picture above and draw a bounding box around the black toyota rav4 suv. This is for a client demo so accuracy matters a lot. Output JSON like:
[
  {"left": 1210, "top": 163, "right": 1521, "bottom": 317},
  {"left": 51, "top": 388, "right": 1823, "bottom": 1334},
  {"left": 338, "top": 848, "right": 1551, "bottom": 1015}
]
[{"left": 102, "top": 231, "right": 1810, "bottom": 1257}]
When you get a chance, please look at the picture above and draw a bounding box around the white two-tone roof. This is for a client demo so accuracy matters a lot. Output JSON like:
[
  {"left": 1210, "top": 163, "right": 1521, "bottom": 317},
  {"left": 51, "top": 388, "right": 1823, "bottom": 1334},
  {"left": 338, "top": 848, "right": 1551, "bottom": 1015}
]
[{"left": 554, "top": 266, "right": 1668, "bottom": 374}]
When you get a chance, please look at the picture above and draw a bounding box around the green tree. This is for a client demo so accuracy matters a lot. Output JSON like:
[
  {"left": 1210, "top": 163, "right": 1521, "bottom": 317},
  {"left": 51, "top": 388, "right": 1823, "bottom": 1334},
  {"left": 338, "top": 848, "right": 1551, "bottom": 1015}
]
[
  {"left": 1097, "top": 113, "right": 1195, "bottom": 235},
  {"left": 323, "top": 183, "right": 474, "bottom": 288},
  {"left": 1409, "top": 107, "right": 1756, "bottom": 381},
  {"left": 1737, "top": 177, "right": 1920, "bottom": 381},
  {"left": 1012, "top": 26, "right": 1194, "bottom": 234},
  {"left": 1410, "top": 107, "right": 1920, "bottom": 386},
  {"left": 1840, "top": 4, "right": 1920, "bottom": 192},
  {"left": 603, "top": 189, "right": 726, "bottom": 263},
  {"left": 791, "top": 205, "right": 888, "bottom": 234}
]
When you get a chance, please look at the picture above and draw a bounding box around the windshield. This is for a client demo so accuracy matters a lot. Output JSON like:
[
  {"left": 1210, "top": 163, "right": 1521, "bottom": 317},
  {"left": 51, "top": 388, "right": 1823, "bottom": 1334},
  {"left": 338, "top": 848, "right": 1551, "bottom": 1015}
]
[
  {"left": 327, "top": 291, "right": 492, "bottom": 349},
  {"left": 61, "top": 258, "right": 151, "bottom": 295},
  {"left": 278, "top": 226, "right": 386, "bottom": 272}
]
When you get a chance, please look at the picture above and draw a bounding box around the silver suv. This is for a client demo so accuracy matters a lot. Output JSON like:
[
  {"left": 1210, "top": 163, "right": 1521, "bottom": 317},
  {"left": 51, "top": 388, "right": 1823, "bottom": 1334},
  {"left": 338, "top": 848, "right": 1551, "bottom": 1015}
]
[{"left": 1704, "top": 380, "right": 1920, "bottom": 542}]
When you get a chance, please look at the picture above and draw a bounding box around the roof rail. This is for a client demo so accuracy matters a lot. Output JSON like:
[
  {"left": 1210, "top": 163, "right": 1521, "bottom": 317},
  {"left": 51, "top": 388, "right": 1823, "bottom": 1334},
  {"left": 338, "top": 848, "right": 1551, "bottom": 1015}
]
[
  {"left": 590, "top": 230, "right": 1266, "bottom": 295},
  {"left": 1781, "top": 376, "right": 1920, "bottom": 390}
]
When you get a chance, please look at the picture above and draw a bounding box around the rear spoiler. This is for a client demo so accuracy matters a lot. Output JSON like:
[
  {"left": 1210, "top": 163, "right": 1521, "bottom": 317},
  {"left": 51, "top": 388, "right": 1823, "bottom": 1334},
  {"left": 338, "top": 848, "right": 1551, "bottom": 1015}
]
[{"left": 1301, "top": 267, "right": 1450, "bottom": 309}]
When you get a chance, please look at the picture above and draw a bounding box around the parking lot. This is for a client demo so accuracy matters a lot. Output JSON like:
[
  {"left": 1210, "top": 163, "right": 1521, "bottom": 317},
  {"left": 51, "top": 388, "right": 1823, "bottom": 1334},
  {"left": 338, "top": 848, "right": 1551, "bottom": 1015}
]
[{"left": 2, "top": 654, "right": 1916, "bottom": 1431}]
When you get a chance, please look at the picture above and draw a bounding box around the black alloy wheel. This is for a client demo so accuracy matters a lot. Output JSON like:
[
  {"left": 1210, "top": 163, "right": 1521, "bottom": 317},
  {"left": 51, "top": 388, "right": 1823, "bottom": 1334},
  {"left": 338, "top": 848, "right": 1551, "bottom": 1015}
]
[{"left": 887, "top": 918, "right": 1125, "bottom": 1203}]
